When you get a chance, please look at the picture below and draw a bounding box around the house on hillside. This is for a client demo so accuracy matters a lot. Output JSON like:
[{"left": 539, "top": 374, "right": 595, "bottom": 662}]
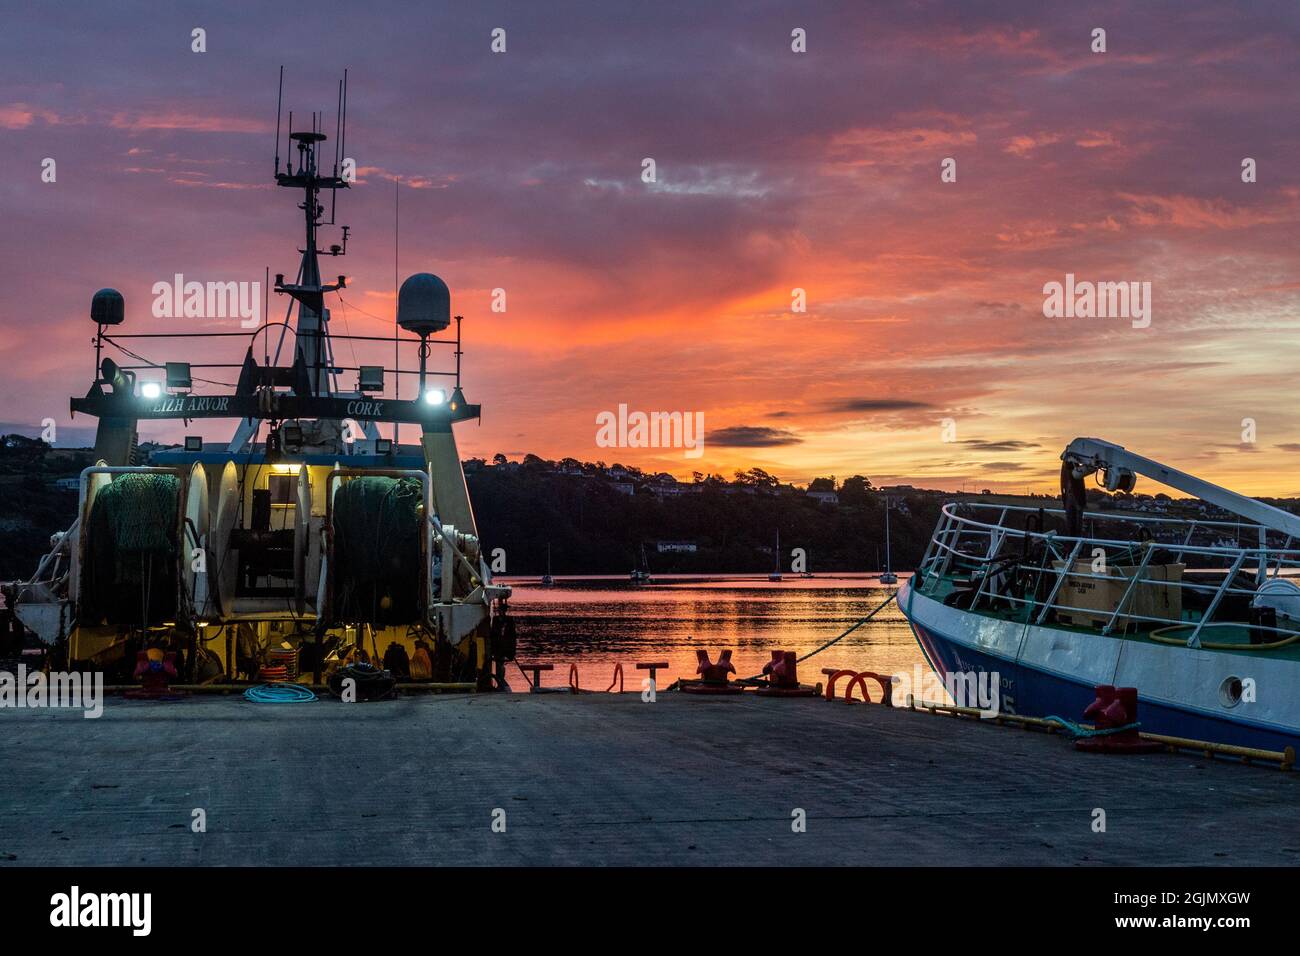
[{"left": 656, "top": 540, "right": 697, "bottom": 554}]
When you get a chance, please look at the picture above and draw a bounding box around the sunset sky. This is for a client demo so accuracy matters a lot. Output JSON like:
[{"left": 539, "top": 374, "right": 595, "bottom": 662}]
[{"left": 3, "top": 1, "right": 1300, "bottom": 494}]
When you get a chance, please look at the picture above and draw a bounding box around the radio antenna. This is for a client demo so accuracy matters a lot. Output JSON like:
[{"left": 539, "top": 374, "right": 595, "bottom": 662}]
[
  {"left": 274, "top": 66, "right": 284, "bottom": 178},
  {"left": 340, "top": 70, "right": 348, "bottom": 171},
  {"left": 333, "top": 80, "right": 342, "bottom": 175},
  {"left": 331, "top": 78, "right": 343, "bottom": 222}
]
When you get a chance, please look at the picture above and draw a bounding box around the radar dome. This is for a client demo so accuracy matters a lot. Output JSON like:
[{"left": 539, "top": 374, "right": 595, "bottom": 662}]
[
  {"left": 396, "top": 273, "right": 451, "bottom": 336},
  {"left": 91, "top": 288, "right": 125, "bottom": 326}
]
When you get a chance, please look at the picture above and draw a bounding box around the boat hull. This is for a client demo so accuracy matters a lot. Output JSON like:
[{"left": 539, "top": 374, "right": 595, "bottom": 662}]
[{"left": 899, "top": 580, "right": 1300, "bottom": 754}]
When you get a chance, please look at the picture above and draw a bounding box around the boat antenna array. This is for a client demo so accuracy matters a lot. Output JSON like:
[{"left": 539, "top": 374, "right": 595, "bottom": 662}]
[
  {"left": 274, "top": 66, "right": 351, "bottom": 230},
  {"left": 73, "top": 69, "right": 479, "bottom": 456}
]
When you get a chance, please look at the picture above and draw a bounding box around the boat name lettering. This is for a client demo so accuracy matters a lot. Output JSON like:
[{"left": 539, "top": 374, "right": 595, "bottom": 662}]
[{"left": 150, "top": 396, "right": 231, "bottom": 414}]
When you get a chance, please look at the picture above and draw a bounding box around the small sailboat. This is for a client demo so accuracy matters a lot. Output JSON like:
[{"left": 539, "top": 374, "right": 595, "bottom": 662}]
[
  {"left": 541, "top": 542, "right": 555, "bottom": 588},
  {"left": 769, "top": 528, "right": 783, "bottom": 581},
  {"left": 879, "top": 500, "right": 898, "bottom": 584},
  {"left": 630, "top": 542, "right": 652, "bottom": 584}
]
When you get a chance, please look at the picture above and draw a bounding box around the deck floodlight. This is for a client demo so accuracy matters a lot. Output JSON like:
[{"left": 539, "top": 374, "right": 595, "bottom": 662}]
[
  {"left": 185, "top": 436, "right": 203, "bottom": 452},
  {"left": 358, "top": 365, "right": 384, "bottom": 391},
  {"left": 140, "top": 381, "right": 163, "bottom": 399},
  {"left": 166, "top": 362, "right": 192, "bottom": 390},
  {"left": 424, "top": 387, "right": 446, "bottom": 406}
]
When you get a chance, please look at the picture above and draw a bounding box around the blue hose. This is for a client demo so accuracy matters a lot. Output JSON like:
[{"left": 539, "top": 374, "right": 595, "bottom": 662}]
[
  {"left": 244, "top": 683, "right": 317, "bottom": 703},
  {"left": 1044, "top": 715, "right": 1140, "bottom": 738}
]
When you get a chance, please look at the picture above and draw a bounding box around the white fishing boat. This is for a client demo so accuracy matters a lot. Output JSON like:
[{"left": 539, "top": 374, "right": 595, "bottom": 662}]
[{"left": 899, "top": 437, "right": 1300, "bottom": 752}]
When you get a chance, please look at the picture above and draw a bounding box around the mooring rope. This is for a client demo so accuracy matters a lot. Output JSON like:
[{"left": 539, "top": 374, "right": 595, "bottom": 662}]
[
  {"left": 735, "top": 591, "right": 899, "bottom": 682},
  {"left": 1043, "top": 715, "right": 1141, "bottom": 738}
]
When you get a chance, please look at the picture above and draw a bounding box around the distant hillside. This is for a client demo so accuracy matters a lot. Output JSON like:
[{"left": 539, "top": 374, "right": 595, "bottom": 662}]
[
  {"left": 466, "top": 456, "right": 952, "bottom": 574},
  {"left": 0, "top": 437, "right": 97, "bottom": 580}
]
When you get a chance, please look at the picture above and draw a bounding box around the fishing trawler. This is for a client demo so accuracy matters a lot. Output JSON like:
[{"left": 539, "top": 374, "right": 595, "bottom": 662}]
[
  {"left": 2, "top": 73, "right": 515, "bottom": 689},
  {"left": 900, "top": 437, "right": 1300, "bottom": 752}
]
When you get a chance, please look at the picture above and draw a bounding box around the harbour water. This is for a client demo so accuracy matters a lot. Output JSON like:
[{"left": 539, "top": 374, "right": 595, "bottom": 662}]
[{"left": 500, "top": 573, "right": 925, "bottom": 691}]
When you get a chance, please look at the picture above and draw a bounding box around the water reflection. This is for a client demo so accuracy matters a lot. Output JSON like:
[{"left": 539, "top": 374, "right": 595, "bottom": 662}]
[{"left": 500, "top": 573, "right": 927, "bottom": 691}]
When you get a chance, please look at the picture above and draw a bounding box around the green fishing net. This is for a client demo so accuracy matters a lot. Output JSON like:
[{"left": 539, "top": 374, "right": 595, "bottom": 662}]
[
  {"left": 331, "top": 476, "right": 425, "bottom": 625},
  {"left": 81, "top": 473, "right": 180, "bottom": 626}
]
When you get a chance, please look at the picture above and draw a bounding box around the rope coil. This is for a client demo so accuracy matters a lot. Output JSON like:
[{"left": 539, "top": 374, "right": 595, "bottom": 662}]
[{"left": 244, "top": 683, "right": 317, "bottom": 703}]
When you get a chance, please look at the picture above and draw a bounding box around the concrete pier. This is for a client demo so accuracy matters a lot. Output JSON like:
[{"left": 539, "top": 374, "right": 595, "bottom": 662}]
[{"left": 0, "top": 692, "right": 1295, "bottom": 866}]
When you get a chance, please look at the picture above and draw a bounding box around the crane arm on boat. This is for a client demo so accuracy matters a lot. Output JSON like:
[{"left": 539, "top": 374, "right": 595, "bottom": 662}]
[{"left": 1061, "top": 437, "right": 1300, "bottom": 540}]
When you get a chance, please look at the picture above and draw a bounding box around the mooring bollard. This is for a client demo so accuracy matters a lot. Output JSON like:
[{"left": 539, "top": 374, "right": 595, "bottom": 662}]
[
  {"left": 518, "top": 662, "right": 554, "bottom": 693},
  {"left": 681, "top": 650, "right": 745, "bottom": 695},
  {"left": 1076, "top": 685, "right": 1163, "bottom": 754},
  {"left": 756, "top": 650, "right": 819, "bottom": 697},
  {"left": 636, "top": 661, "right": 669, "bottom": 692}
]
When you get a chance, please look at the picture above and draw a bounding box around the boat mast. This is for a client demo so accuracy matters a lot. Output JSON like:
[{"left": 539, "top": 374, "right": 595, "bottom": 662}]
[
  {"left": 276, "top": 120, "right": 348, "bottom": 398},
  {"left": 229, "top": 70, "right": 352, "bottom": 451},
  {"left": 884, "top": 498, "right": 892, "bottom": 573}
]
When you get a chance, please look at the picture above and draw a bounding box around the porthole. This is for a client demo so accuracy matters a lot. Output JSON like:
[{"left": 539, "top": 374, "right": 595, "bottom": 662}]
[{"left": 1218, "top": 676, "right": 1244, "bottom": 708}]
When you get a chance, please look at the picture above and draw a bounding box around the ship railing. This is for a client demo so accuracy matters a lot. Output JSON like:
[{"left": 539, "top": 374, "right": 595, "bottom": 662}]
[{"left": 917, "top": 501, "right": 1300, "bottom": 648}]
